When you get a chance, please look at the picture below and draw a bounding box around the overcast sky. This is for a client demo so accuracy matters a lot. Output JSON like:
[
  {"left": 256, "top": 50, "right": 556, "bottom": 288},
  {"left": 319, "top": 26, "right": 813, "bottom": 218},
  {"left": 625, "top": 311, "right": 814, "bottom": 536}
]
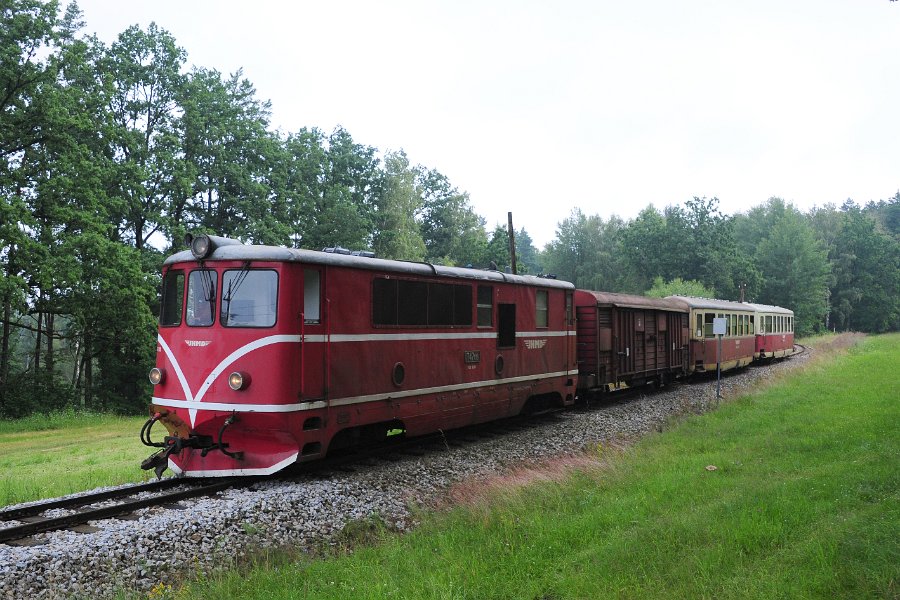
[{"left": 72, "top": 0, "right": 899, "bottom": 247}]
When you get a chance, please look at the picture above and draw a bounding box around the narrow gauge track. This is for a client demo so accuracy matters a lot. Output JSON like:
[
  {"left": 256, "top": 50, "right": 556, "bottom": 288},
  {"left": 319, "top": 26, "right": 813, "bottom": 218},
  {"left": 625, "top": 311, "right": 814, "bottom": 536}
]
[
  {"left": 0, "top": 477, "right": 250, "bottom": 545},
  {"left": 0, "top": 413, "right": 560, "bottom": 545},
  {"left": 0, "top": 411, "right": 564, "bottom": 546}
]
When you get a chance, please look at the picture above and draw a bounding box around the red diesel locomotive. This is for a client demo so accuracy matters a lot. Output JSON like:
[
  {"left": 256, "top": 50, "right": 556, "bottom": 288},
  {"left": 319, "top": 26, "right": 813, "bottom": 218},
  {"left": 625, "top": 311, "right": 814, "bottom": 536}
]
[{"left": 141, "top": 235, "right": 578, "bottom": 477}]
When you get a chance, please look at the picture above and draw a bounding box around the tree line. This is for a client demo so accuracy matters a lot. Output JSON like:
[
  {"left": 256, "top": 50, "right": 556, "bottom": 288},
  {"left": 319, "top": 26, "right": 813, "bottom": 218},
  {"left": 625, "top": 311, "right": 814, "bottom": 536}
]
[{"left": 2, "top": 1, "right": 898, "bottom": 417}]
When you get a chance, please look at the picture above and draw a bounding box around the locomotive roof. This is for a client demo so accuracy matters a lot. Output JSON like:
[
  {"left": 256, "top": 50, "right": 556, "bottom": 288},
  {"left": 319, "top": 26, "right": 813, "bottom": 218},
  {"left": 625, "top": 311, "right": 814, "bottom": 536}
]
[
  {"left": 578, "top": 290, "right": 688, "bottom": 312},
  {"left": 164, "top": 244, "right": 575, "bottom": 290},
  {"left": 667, "top": 296, "right": 753, "bottom": 311},
  {"left": 744, "top": 302, "right": 794, "bottom": 315}
]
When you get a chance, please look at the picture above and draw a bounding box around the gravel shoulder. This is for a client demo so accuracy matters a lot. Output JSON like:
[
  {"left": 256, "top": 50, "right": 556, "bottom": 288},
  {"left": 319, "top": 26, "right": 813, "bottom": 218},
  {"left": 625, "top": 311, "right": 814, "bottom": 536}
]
[{"left": 0, "top": 347, "right": 816, "bottom": 600}]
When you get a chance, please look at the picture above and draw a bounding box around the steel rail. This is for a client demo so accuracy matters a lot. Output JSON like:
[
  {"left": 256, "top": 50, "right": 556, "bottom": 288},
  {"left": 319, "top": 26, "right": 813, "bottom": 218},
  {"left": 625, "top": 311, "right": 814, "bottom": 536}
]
[
  {"left": 0, "top": 478, "right": 247, "bottom": 545},
  {"left": 0, "top": 478, "right": 189, "bottom": 523}
]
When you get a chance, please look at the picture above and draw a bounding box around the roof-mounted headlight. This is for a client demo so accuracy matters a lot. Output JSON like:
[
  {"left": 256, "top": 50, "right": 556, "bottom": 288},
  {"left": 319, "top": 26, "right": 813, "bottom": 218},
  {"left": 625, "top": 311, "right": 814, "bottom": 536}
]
[
  {"left": 185, "top": 233, "right": 212, "bottom": 259},
  {"left": 183, "top": 233, "right": 242, "bottom": 260}
]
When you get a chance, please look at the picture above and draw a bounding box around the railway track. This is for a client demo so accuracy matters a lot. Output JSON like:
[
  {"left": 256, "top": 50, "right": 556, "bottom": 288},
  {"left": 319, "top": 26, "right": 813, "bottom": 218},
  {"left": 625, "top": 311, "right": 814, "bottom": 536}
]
[
  {"left": 0, "top": 477, "right": 249, "bottom": 545},
  {"left": 0, "top": 413, "right": 558, "bottom": 545}
]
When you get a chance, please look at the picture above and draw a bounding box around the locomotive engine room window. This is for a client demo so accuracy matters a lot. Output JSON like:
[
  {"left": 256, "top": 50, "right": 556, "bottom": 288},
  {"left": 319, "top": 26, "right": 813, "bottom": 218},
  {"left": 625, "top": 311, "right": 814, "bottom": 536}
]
[
  {"left": 373, "top": 278, "right": 473, "bottom": 327},
  {"left": 535, "top": 290, "right": 549, "bottom": 328},
  {"left": 477, "top": 285, "right": 493, "bottom": 327},
  {"left": 221, "top": 269, "right": 278, "bottom": 327},
  {"left": 498, "top": 303, "right": 516, "bottom": 348},
  {"left": 303, "top": 269, "right": 321, "bottom": 323},
  {"left": 186, "top": 269, "right": 217, "bottom": 327},
  {"left": 160, "top": 270, "right": 185, "bottom": 326}
]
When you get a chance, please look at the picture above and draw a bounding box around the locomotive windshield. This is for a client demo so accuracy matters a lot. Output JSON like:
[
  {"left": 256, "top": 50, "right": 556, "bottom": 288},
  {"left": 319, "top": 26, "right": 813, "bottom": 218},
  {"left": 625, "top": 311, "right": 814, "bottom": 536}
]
[
  {"left": 186, "top": 269, "right": 217, "bottom": 327},
  {"left": 221, "top": 269, "right": 278, "bottom": 327}
]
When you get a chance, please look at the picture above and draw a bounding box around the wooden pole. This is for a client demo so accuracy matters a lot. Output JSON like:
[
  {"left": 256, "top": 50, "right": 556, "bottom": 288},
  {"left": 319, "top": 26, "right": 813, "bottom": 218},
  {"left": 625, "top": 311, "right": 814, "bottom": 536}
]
[{"left": 507, "top": 212, "right": 517, "bottom": 274}]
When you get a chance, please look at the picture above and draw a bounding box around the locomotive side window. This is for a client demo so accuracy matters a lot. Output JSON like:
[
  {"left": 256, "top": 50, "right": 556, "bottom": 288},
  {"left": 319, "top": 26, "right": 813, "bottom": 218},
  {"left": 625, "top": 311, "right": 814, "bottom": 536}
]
[
  {"left": 303, "top": 269, "right": 321, "bottom": 323},
  {"left": 221, "top": 269, "right": 278, "bottom": 327},
  {"left": 160, "top": 270, "right": 185, "bottom": 326},
  {"left": 397, "top": 280, "right": 428, "bottom": 325},
  {"left": 186, "top": 269, "right": 218, "bottom": 327},
  {"left": 536, "top": 290, "right": 549, "bottom": 328},
  {"left": 477, "top": 286, "right": 493, "bottom": 327},
  {"left": 373, "top": 277, "right": 472, "bottom": 327},
  {"left": 497, "top": 303, "right": 516, "bottom": 348}
]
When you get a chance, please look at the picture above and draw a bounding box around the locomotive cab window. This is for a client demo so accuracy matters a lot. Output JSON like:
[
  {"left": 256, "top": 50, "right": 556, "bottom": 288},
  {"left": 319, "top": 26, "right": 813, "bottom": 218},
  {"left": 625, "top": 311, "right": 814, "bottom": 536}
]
[
  {"left": 221, "top": 269, "right": 278, "bottom": 327},
  {"left": 535, "top": 290, "right": 549, "bottom": 328},
  {"left": 186, "top": 269, "right": 218, "bottom": 327},
  {"left": 160, "top": 270, "right": 185, "bottom": 326}
]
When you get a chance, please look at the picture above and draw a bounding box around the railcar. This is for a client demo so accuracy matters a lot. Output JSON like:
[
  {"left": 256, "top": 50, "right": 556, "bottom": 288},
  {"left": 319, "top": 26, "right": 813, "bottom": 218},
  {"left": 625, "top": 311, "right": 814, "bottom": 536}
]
[
  {"left": 574, "top": 291, "right": 689, "bottom": 395},
  {"left": 668, "top": 296, "right": 757, "bottom": 373},
  {"left": 141, "top": 235, "right": 577, "bottom": 477},
  {"left": 745, "top": 303, "right": 795, "bottom": 359}
]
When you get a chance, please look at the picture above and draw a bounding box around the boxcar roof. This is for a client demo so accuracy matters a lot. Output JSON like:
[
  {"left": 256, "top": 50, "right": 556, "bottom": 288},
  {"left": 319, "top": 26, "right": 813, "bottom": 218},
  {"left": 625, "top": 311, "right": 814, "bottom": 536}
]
[
  {"left": 164, "top": 245, "right": 575, "bottom": 290},
  {"left": 744, "top": 302, "right": 794, "bottom": 315},
  {"left": 667, "top": 296, "right": 752, "bottom": 312},
  {"left": 578, "top": 290, "right": 688, "bottom": 312}
]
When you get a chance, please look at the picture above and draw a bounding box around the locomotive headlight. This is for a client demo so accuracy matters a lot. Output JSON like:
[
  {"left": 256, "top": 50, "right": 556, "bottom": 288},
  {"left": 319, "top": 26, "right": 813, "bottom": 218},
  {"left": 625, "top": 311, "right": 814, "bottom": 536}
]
[
  {"left": 149, "top": 367, "right": 165, "bottom": 385},
  {"left": 190, "top": 234, "right": 212, "bottom": 259},
  {"left": 228, "top": 371, "right": 251, "bottom": 391}
]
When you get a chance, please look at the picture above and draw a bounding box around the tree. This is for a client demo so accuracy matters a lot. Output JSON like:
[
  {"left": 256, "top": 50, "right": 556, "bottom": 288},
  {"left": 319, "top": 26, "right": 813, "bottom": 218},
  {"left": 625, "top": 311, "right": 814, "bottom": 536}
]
[
  {"left": 417, "top": 167, "right": 487, "bottom": 266},
  {"left": 646, "top": 277, "right": 714, "bottom": 299},
  {"left": 753, "top": 206, "right": 831, "bottom": 335},
  {"left": 827, "top": 203, "right": 899, "bottom": 332},
  {"left": 179, "top": 68, "right": 289, "bottom": 246},
  {"left": 372, "top": 150, "right": 425, "bottom": 260},
  {"left": 543, "top": 209, "right": 627, "bottom": 289},
  {"left": 102, "top": 23, "right": 190, "bottom": 251}
]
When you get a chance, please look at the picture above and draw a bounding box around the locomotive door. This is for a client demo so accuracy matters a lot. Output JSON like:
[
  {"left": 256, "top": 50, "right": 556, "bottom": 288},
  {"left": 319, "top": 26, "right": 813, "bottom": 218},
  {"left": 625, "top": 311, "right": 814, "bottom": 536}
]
[{"left": 300, "top": 266, "right": 327, "bottom": 403}]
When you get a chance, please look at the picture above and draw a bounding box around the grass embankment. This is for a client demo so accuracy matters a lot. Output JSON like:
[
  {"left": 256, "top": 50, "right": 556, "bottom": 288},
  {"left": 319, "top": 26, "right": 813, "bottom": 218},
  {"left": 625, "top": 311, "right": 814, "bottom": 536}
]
[
  {"left": 0, "top": 410, "right": 150, "bottom": 506},
  {"left": 171, "top": 334, "right": 898, "bottom": 599}
]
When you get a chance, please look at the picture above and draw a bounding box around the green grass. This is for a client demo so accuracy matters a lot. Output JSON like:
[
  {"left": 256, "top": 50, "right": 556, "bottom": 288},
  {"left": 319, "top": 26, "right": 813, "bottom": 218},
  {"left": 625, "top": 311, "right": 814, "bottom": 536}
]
[
  {"left": 166, "top": 333, "right": 898, "bottom": 600},
  {"left": 0, "top": 410, "right": 151, "bottom": 506}
]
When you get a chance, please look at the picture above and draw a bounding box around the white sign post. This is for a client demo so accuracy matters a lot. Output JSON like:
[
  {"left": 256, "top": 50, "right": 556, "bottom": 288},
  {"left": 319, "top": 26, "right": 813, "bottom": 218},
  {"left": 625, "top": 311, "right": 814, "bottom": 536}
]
[{"left": 713, "top": 318, "right": 727, "bottom": 404}]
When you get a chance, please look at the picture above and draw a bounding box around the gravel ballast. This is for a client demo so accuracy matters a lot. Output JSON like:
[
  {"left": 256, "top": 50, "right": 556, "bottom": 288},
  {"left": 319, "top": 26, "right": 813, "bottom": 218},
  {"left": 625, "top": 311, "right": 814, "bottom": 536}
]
[{"left": 0, "top": 352, "right": 810, "bottom": 599}]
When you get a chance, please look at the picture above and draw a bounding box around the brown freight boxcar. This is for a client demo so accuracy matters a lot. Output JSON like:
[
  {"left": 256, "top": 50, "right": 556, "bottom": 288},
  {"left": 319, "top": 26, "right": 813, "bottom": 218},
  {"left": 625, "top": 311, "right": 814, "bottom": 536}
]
[{"left": 574, "top": 291, "right": 690, "bottom": 397}]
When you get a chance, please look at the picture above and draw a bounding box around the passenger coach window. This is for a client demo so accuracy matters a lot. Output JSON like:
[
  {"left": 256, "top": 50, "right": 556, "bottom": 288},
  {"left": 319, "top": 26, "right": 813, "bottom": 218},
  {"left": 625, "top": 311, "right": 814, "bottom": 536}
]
[
  {"left": 160, "top": 270, "right": 185, "bottom": 326},
  {"left": 536, "top": 290, "right": 549, "bottom": 328},
  {"left": 221, "top": 269, "right": 278, "bottom": 327},
  {"left": 373, "top": 277, "right": 472, "bottom": 327},
  {"left": 186, "top": 269, "right": 217, "bottom": 327},
  {"left": 704, "top": 313, "right": 715, "bottom": 338},
  {"left": 477, "top": 286, "right": 493, "bottom": 327}
]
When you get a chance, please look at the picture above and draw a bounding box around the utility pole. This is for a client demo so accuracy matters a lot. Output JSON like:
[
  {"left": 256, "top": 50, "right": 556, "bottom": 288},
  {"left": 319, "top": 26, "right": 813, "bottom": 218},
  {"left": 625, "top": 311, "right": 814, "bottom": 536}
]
[{"left": 507, "top": 212, "right": 517, "bottom": 274}]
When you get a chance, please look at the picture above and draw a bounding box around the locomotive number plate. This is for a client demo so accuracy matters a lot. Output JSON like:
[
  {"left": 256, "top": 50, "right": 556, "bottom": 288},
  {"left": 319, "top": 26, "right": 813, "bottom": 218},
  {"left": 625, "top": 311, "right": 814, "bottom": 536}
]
[{"left": 464, "top": 350, "right": 481, "bottom": 364}]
